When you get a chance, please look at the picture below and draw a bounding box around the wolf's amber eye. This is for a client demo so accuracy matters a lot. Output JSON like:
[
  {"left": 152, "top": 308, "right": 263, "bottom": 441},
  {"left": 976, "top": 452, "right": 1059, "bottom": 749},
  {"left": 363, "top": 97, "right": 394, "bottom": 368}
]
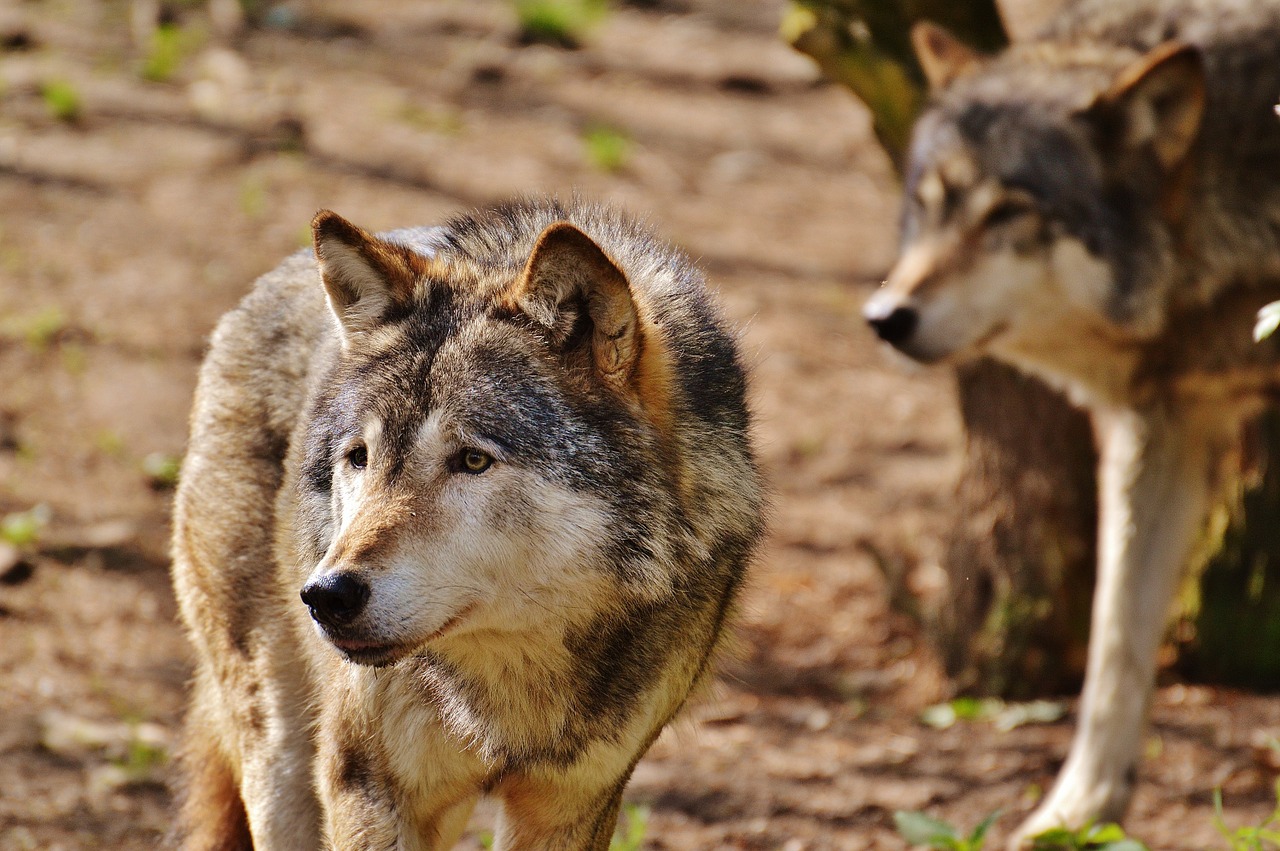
[
  {"left": 458, "top": 448, "right": 493, "bottom": 475},
  {"left": 346, "top": 444, "right": 368, "bottom": 470},
  {"left": 985, "top": 200, "right": 1033, "bottom": 227}
]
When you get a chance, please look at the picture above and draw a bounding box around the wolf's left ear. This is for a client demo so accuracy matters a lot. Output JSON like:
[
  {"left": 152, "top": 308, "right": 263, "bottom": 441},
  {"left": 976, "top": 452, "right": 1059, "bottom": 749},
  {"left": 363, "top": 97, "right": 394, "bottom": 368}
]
[
  {"left": 911, "top": 21, "right": 982, "bottom": 90},
  {"left": 511, "top": 222, "right": 640, "bottom": 390},
  {"left": 313, "top": 210, "right": 426, "bottom": 341},
  {"left": 1093, "top": 41, "right": 1205, "bottom": 170}
]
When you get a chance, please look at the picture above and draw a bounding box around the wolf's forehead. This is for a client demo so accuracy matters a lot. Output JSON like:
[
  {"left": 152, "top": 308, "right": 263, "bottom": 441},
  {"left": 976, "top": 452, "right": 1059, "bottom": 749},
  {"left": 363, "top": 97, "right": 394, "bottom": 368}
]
[
  {"left": 962, "top": 47, "right": 1118, "bottom": 111},
  {"left": 332, "top": 308, "right": 475, "bottom": 408},
  {"left": 917, "top": 93, "right": 1102, "bottom": 197},
  {"left": 417, "top": 319, "right": 565, "bottom": 419}
]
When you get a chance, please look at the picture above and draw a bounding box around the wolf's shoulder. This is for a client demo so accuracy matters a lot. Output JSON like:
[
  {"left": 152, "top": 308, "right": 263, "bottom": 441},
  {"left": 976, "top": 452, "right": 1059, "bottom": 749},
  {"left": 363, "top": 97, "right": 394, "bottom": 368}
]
[
  {"left": 1042, "top": 0, "right": 1280, "bottom": 56},
  {"left": 194, "top": 248, "right": 339, "bottom": 451}
]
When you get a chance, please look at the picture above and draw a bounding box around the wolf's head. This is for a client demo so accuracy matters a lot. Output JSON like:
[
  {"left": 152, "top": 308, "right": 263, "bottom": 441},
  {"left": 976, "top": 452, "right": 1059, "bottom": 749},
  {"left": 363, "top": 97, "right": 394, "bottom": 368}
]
[
  {"left": 293, "top": 209, "right": 684, "bottom": 667},
  {"left": 864, "top": 24, "right": 1205, "bottom": 364}
]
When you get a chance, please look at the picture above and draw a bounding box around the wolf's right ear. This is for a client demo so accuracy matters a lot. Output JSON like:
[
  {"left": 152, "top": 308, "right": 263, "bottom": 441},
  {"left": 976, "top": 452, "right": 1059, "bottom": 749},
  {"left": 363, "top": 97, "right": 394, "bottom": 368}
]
[
  {"left": 911, "top": 21, "right": 981, "bottom": 90},
  {"left": 1092, "top": 41, "right": 1205, "bottom": 170},
  {"left": 312, "top": 210, "right": 426, "bottom": 341},
  {"left": 510, "top": 222, "right": 641, "bottom": 392}
]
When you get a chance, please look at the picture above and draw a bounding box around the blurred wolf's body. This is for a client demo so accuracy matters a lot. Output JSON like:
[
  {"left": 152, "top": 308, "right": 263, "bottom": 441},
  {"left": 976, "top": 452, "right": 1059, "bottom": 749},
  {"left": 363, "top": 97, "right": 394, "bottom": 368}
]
[
  {"left": 863, "top": 0, "right": 1280, "bottom": 844},
  {"left": 169, "top": 198, "right": 763, "bottom": 850}
]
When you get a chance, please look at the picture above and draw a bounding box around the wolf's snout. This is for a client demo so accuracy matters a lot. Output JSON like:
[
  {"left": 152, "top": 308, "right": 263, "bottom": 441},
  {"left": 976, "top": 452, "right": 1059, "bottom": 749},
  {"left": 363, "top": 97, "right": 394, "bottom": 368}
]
[
  {"left": 864, "top": 298, "right": 919, "bottom": 346},
  {"left": 301, "top": 572, "right": 370, "bottom": 628}
]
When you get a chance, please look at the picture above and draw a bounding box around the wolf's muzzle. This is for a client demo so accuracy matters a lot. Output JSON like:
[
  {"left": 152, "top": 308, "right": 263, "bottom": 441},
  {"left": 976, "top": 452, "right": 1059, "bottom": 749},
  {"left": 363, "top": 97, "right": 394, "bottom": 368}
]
[{"left": 301, "top": 572, "right": 370, "bottom": 628}]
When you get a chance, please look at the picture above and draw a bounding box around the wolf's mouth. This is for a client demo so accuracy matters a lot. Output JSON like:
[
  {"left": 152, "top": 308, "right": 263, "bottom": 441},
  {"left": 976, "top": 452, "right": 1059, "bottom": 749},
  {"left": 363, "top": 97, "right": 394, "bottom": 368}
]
[
  {"left": 971, "top": 320, "right": 1011, "bottom": 352},
  {"left": 426, "top": 603, "right": 477, "bottom": 642},
  {"left": 326, "top": 636, "right": 414, "bottom": 667},
  {"left": 322, "top": 603, "right": 479, "bottom": 667}
]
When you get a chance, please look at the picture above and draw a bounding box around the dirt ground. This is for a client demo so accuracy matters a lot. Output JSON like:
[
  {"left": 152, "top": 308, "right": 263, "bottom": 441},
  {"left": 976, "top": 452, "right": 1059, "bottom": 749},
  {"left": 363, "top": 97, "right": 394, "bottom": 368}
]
[{"left": 3, "top": 1, "right": 1280, "bottom": 849}]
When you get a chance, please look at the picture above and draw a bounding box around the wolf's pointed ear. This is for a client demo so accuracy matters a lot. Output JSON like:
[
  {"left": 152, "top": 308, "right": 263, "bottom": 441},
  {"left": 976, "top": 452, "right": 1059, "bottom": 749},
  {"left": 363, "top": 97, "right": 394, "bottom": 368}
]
[
  {"left": 511, "top": 222, "right": 641, "bottom": 390},
  {"left": 912, "top": 21, "right": 981, "bottom": 90},
  {"left": 1093, "top": 41, "right": 1205, "bottom": 170},
  {"left": 312, "top": 210, "right": 424, "bottom": 340}
]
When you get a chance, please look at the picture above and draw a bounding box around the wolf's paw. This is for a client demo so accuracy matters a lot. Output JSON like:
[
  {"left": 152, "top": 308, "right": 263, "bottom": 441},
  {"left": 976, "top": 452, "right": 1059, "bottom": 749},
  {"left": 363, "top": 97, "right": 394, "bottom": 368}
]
[{"left": 1007, "top": 776, "right": 1132, "bottom": 850}]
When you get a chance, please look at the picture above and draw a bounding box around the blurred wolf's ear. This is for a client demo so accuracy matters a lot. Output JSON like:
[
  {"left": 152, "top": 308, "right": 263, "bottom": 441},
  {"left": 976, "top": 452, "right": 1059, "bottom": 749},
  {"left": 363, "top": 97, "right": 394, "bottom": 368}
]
[
  {"left": 511, "top": 222, "right": 640, "bottom": 390},
  {"left": 912, "top": 21, "right": 982, "bottom": 89},
  {"left": 1093, "top": 41, "right": 1205, "bottom": 170},
  {"left": 312, "top": 210, "right": 426, "bottom": 340}
]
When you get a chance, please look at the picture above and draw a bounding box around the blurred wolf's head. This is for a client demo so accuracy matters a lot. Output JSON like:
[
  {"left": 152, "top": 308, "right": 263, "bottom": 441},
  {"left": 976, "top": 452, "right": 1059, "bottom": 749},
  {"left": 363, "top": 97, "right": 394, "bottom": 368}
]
[{"left": 865, "top": 23, "right": 1205, "bottom": 365}]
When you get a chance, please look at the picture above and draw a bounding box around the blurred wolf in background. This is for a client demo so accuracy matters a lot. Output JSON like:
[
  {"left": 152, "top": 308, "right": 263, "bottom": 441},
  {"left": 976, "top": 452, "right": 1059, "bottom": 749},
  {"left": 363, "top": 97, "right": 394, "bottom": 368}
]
[
  {"left": 862, "top": 0, "right": 1280, "bottom": 844},
  {"left": 169, "top": 198, "right": 764, "bottom": 850}
]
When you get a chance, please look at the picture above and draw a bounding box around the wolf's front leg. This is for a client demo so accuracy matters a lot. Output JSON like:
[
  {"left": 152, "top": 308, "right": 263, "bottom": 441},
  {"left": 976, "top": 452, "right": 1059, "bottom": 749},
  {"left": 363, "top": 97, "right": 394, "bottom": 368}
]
[
  {"left": 223, "top": 639, "right": 323, "bottom": 850},
  {"left": 320, "top": 784, "right": 476, "bottom": 851},
  {"left": 315, "top": 725, "right": 406, "bottom": 850},
  {"left": 1010, "top": 404, "right": 1230, "bottom": 849},
  {"left": 494, "top": 772, "right": 627, "bottom": 851},
  {"left": 315, "top": 717, "right": 480, "bottom": 851}
]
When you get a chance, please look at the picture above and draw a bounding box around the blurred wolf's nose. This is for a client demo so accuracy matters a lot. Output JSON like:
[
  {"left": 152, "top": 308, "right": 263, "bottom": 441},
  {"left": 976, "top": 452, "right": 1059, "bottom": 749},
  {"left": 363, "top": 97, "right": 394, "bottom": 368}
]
[
  {"left": 301, "top": 572, "right": 370, "bottom": 627},
  {"left": 865, "top": 302, "right": 919, "bottom": 345}
]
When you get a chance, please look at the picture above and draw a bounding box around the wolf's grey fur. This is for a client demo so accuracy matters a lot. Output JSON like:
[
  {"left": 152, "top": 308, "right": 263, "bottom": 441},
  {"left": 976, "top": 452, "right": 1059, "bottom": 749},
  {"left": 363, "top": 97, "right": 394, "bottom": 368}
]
[
  {"left": 864, "top": 0, "right": 1280, "bottom": 845},
  {"left": 170, "top": 198, "right": 763, "bottom": 850}
]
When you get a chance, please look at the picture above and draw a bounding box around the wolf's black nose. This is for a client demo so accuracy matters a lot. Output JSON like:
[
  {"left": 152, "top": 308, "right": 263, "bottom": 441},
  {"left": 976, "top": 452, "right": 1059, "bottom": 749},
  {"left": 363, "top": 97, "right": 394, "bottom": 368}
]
[
  {"left": 867, "top": 305, "right": 919, "bottom": 345},
  {"left": 301, "top": 572, "right": 370, "bottom": 627}
]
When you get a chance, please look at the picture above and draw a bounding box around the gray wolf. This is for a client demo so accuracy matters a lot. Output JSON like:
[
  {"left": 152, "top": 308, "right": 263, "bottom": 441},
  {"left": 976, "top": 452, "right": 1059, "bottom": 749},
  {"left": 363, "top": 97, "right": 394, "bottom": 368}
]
[
  {"left": 862, "top": 0, "right": 1280, "bottom": 844},
  {"left": 169, "top": 198, "right": 764, "bottom": 849}
]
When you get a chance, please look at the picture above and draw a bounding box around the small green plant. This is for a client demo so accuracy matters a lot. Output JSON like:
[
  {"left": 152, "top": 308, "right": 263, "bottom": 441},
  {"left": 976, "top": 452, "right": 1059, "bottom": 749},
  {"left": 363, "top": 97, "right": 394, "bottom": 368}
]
[
  {"left": 920, "top": 697, "right": 1065, "bottom": 732},
  {"left": 1029, "top": 822, "right": 1147, "bottom": 850},
  {"left": 1, "top": 504, "right": 50, "bottom": 548},
  {"left": 894, "top": 810, "right": 999, "bottom": 850},
  {"left": 0, "top": 305, "right": 71, "bottom": 351},
  {"left": 142, "top": 452, "right": 182, "bottom": 489},
  {"left": 141, "top": 23, "right": 200, "bottom": 82},
  {"left": 894, "top": 811, "right": 1148, "bottom": 851},
  {"left": 513, "top": 0, "right": 608, "bottom": 48},
  {"left": 583, "top": 123, "right": 629, "bottom": 173},
  {"left": 95, "top": 430, "right": 127, "bottom": 458},
  {"left": 60, "top": 342, "right": 88, "bottom": 375},
  {"left": 920, "top": 697, "right": 1001, "bottom": 729},
  {"left": 610, "top": 803, "right": 649, "bottom": 851},
  {"left": 395, "top": 101, "right": 464, "bottom": 135},
  {"left": 113, "top": 727, "right": 169, "bottom": 783},
  {"left": 40, "top": 79, "right": 82, "bottom": 123},
  {"left": 1213, "top": 781, "right": 1280, "bottom": 850},
  {"left": 238, "top": 174, "right": 268, "bottom": 220}
]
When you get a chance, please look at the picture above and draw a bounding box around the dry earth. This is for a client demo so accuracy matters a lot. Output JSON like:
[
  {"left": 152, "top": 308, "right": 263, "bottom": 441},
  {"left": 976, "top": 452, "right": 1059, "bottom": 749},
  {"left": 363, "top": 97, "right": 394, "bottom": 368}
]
[{"left": 1, "top": 1, "right": 1279, "bottom": 849}]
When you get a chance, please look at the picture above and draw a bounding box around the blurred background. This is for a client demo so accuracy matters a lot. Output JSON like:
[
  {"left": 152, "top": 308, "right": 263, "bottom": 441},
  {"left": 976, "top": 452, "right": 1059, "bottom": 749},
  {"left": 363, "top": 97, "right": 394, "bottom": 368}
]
[{"left": 2, "top": 1, "right": 1279, "bottom": 848}]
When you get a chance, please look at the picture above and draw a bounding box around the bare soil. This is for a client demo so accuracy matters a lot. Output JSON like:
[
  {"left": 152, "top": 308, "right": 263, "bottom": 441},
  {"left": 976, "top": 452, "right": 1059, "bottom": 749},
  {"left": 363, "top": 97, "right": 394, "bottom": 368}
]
[{"left": 1, "top": 1, "right": 1278, "bottom": 849}]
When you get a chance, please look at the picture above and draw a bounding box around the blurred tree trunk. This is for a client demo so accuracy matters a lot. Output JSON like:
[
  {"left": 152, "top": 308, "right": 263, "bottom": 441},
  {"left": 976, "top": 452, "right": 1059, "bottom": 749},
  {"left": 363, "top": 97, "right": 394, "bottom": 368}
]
[
  {"left": 1177, "top": 413, "right": 1280, "bottom": 687},
  {"left": 941, "top": 362, "right": 1097, "bottom": 697},
  {"left": 781, "top": 0, "right": 1004, "bottom": 173},
  {"left": 786, "top": 0, "right": 1280, "bottom": 695},
  {"left": 784, "top": 0, "right": 1098, "bottom": 696}
]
